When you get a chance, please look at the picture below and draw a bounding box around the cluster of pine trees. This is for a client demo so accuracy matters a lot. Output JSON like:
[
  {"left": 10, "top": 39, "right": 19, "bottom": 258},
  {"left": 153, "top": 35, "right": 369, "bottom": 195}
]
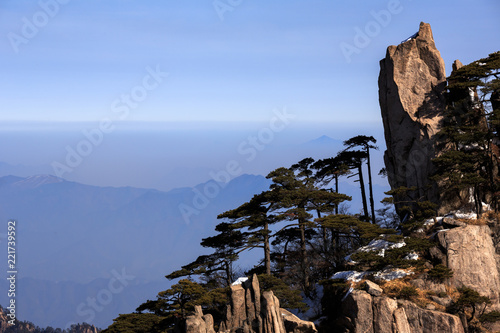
[
  {"left": 432, "top": 52, "right": 500, "bottom": 216},
  {"left": 103, "top": 135, "right": 410, "bottom": 333}
]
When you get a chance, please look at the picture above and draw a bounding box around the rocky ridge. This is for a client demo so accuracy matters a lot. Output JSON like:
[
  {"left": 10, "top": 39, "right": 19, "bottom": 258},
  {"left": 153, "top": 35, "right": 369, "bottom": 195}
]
[{"left": 326, "top": 213, "right": 500, "bottom": 333}]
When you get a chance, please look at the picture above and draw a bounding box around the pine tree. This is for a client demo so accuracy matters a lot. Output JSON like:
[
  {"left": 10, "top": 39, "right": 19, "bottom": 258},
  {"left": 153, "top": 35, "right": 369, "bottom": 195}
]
[
  {"left": 343, "top": 135, "right": 378, "bottom": 223},
  {"left": 313, "top": 155, "right": 350, "bottom": 215},
  {"left": 335, "top": 150, "right": 369, "bottom": 221},
  {"left": 133, "top": 279, "right": 228, "bottom": 331},
  {"left": 166, "top": 223, "right": 244, "bottom": 287},
  {"left": 217, "top": 191, "right": 281, "bottom": 275},
  {"left": 266, "top": 162, "right": 350, "bottom": 293}
]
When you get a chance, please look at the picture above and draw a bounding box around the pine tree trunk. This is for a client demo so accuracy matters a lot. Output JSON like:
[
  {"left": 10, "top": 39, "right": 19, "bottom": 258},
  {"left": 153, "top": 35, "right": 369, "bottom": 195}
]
[
  {"left": 317, "top": 209, "right": 327, "bottom": 253},
  {"left": 264, "top": 222, "right": 271, "bottom": 275},
  {"left": 299, "top": 216, "right": 310, "bottom": 291},
  {"left": 366, "top": 149, "right": 376, "bottom": 224},
  {"left": 475, "top": 186, "right": 483, "bottom": 217},
  {"left": 225, "top": 262, "right": 231, "bottom": 287},
  {"left": 335, "top": 174, "right": 339, "bottom": 215},
  {"left": 358, "top": 163, "right": 369, "bottom": 221}
]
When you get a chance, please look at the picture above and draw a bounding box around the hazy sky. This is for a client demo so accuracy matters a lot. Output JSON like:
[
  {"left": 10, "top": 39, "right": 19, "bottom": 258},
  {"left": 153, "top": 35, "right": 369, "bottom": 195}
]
[{"left": 2, "top": 0, "right": 499, "bottom": 125}]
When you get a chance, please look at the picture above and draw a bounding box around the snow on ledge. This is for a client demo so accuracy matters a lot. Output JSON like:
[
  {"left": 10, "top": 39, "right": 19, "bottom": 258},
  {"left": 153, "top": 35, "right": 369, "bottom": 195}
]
[
  {"left": 332, "top": 268, "right": 412, "bottom": 283},
  {"left": 403, "top": 252, "right": 419, "bottom": 261},
  {"left": 346, "top": 238, "right": 406, "bottom": 262},
  {"left": 231, "top": 277, "right": 249, "bottom": 286},
  {"left": 331, "top": 271, "right": 367, "bottom": 282},
  {"left": 373, "top": 268, "right": 413, "bottom": 281}
]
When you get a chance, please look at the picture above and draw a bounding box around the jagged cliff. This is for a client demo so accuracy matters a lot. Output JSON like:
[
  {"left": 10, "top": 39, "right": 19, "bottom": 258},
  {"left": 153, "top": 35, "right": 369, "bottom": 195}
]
[
  {"left": 379, "top": 22, "right": 447, "bottom": 216},
  {"left": 330, "top": 21, "right": 500, "bottom": 333},
  {"left": 331, "top": 218, "right": 500, "bottom": 333}
]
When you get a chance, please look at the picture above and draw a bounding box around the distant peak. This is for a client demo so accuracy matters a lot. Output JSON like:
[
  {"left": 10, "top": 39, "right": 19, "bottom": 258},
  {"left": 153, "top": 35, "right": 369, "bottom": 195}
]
[
  {"left": 304, "top": 135, "right": 340, "bottom": 145},
  {"left": 316, "top": 135, "right": 334, "bottom": 141}
]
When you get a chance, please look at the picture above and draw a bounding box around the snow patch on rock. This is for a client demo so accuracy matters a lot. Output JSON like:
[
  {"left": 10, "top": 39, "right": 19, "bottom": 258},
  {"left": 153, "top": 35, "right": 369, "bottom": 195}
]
[
  {"left": 332, "top": 271, "right": 368, "bottom": 282},
  {"left": 373, "top": 269, "right": 413, "bottom": 281},
  {"left": 231, "top": 277, "right": 248, "bottom": 286}
]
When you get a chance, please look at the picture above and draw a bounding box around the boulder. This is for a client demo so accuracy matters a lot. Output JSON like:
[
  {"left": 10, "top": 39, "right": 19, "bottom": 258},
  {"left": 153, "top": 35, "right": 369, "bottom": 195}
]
[
  {"left": 399, "top": 300, "right": 464, "bottom": 333},
  {"left": 379, "top": 22, "right": 447, "bottom": 216},
  {"left": 337, "top": 288, "right": 465, "bottom": 332},
  {"left": 438, "top": 225, "right": 500, "bottom": 305},
  {"left": 430, "top": 295, "right": 453, "bottom": 308},
  {"left": 363, "top": 280, "right": 383, "bottom": 297},
  {"left": 281, "top": 309, "right": 317, "bottom": 333}
]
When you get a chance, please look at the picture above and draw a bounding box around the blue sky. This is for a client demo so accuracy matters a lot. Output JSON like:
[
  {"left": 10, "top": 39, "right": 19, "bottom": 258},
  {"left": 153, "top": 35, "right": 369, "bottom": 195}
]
[{"left": 2, "top": 0, "right": 499, "bottom": 125}]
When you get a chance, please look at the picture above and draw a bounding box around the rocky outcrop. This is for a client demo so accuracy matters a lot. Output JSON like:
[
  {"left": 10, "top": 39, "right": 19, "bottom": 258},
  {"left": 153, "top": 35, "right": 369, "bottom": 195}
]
[
  {"left": 342, "top": 290, "right": 374, "bottom": 332},
  {"left": 340, "top": 289, "right": 464, "bottom": 333},
  {"left": 379, "top": 22, "right": 447, "bottom": 216},
  {"left": 185, "top": 306, "right": 214, "bottom": 333},
  {"left": 398, "top": 300, "right": 464, "bottom": 333},
  {"left": 364, "top": 280, "right": 383, "bottom": 297},
  {"left": 281, "top": 309, "right": 317, "bottom": 333},
  {"left": 437, "top": 224, "right": 500, "bottom": 306},
  {"left": 330, "top": 219, "right": 500, "bottom": 332},
  {"left": 184, "top": 274, "right": 316, "bottom": 333},
  {"left": 261, "top": 291, "right": 286, "bottom": 333}
]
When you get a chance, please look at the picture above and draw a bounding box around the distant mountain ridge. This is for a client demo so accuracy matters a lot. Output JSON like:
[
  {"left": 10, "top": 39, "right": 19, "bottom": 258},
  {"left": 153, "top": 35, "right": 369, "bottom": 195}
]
[
  {"left": 0, "top": 173, "right": 272, "bottom": 328},
  {"left": 0, "top": 173, "right": 271, "bottom": 282}
]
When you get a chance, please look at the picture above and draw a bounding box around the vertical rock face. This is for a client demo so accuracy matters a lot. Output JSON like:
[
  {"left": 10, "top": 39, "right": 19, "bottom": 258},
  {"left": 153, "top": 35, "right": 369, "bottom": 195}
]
[
  {"left": 340, "top": 291, "right": 464, "bottom": 333},
  {"left": 379, "top": 22, "right": 447, "bottom": 215},
  {"left": 261, "top": 291, "right": 287, "bottom": 333},
  {"left": 372, "top": 297, "right": 397, "bottom": 333},
  {"left": 342, "top": 290, "right": 374, "bottom": 333},
  {"left": 437, "top": 225, "right": 500, "bottom": 306}
]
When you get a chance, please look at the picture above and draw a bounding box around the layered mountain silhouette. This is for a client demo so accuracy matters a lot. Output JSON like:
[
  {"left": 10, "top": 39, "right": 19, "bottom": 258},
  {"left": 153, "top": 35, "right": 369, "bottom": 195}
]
[{"left": 0, "top": 168, "right": 388, "bottom": 328}]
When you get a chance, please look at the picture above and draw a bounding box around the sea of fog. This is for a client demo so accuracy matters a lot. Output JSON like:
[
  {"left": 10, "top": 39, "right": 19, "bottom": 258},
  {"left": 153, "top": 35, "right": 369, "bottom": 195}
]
[{"left": 0, "top": 120, "right": 387, "bottom": 191}]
